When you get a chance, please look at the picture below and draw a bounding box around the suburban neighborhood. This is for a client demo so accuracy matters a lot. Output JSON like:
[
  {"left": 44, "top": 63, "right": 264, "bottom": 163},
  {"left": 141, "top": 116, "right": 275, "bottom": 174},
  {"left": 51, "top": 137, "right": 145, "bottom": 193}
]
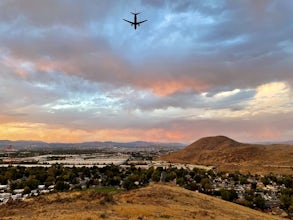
[{"left": 0, "top": 161, "right": 292, "bottom": 218}]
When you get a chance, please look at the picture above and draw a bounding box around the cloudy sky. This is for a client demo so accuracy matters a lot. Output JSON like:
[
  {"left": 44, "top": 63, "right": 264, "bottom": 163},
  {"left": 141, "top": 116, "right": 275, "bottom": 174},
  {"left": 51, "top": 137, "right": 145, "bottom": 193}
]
[{"left": 0, "top": 0, "right": 292, "bottom": 143}]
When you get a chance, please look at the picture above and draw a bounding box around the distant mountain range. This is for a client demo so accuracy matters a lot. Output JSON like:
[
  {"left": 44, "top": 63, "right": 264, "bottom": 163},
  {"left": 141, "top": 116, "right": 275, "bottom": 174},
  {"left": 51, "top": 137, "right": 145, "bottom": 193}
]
[
  {"left": 160, "top": 136, "right": 293, "bottom": 174},
  {"left": 0, "top": 140, "right": 185, "bottom": 150},
  {"left": 256, "top": 140, "right": 293, "bottom": 145}
]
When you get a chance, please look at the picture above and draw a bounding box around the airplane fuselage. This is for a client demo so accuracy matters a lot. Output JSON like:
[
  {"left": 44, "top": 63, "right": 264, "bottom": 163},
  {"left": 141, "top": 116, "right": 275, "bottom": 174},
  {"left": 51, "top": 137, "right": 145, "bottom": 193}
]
[{"left": 134, "top": 14, "right": 137, "bottom": 29}]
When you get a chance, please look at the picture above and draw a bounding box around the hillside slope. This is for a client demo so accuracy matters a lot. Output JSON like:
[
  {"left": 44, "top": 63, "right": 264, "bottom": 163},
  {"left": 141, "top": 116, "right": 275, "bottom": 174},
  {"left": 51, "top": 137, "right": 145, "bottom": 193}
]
[
  {"left": 0, "top": 183, "right": 282, "bottom": 220},
  {"left": 160, "top": 136, "right": 293, "bottom": 174}
]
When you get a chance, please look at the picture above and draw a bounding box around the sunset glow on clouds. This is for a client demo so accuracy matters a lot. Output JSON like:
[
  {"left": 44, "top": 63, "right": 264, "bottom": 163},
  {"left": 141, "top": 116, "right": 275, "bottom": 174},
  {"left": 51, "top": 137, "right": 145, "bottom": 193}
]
[{"left": 0, "top": 0, "right": 293, "bottom": 143}]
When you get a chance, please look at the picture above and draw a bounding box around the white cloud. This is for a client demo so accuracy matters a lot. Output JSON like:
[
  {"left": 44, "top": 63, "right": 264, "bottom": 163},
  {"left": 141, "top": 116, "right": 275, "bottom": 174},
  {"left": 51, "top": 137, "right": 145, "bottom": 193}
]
[
  {"left": 247, "top": 81, "right": 293, "bottom": 115},
  {"left": 213, "top": 89, "right": 241, "bottom": 99}
]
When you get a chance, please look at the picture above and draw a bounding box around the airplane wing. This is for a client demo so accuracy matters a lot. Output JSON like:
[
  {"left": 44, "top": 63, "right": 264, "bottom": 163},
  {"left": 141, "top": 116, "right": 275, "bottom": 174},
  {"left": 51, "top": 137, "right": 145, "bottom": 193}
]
[
  {"left": 137, "top": 20, "right": 147, "bottom": 24},
  {"left": 123, "top": 19, "right": 134, "bottom": 25}
]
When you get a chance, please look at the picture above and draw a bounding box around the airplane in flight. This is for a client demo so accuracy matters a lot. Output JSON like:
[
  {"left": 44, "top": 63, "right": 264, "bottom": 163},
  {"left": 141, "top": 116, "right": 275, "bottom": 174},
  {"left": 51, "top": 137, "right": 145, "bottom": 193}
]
[{"left": 123, "top": 12, "right": 147, "bottom": 30}]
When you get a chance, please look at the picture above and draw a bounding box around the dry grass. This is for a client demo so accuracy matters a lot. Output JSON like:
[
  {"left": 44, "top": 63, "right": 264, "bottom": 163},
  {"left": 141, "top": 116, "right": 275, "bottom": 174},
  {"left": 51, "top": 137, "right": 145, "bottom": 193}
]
[
  {"left": 0, "top": 183, "right": 283, "bottom": 220},
  {"left": 160, "top": 136, "right": 293, "bottom": 174}
]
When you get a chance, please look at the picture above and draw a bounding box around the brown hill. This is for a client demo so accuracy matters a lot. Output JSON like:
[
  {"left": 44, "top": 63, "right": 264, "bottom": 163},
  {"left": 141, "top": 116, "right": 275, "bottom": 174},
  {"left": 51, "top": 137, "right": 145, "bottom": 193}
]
[
  {"left": 0, "top": 183, "right": 283, "bottom": 220},
  {"left": 185, "top": 136, "right": 242, "bottom": 150},
  {"left": 160, "top": 136, "right": 293, "bottom": 174}
]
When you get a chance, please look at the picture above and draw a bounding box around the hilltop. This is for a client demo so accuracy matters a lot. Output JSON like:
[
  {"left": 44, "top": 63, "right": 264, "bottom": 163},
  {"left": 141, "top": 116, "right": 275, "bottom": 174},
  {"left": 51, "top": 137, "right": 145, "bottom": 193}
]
[
  {"left": 160, "top": 136, "right": 293, "bottom": 174},
  {"left": 0, "top": 183, "right": 282, "bottom": 220}
]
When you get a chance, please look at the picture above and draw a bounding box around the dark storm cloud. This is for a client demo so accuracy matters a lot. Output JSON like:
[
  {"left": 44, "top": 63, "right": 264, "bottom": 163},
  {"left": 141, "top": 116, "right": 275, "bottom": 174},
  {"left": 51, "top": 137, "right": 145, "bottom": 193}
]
[
  {"left": 1, "top": 0, "right": 293, "bottom": 91},
  {"left": 173, "top": 1, "right": 293, "bottom": 86}
]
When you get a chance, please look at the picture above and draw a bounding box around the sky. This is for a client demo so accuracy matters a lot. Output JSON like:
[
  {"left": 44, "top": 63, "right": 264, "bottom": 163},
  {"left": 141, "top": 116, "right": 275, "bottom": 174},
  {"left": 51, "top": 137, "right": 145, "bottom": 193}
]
[{"left": 0, "top": 0, "right": 293, "bottom": 144}]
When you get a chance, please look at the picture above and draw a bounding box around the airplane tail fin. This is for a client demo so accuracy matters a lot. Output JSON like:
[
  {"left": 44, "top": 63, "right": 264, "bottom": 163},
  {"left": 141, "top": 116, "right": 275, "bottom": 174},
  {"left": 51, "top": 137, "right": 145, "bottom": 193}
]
[{"left": 131, "top": 12, "right": 141, "bottom": 15}]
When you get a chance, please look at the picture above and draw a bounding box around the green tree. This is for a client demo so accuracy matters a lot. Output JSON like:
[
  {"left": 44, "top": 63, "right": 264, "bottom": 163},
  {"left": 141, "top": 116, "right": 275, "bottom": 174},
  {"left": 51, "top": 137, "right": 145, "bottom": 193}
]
[
  {"left": 200, "top": 178, "right": 212, "bottom": 192},
  {"left": 280, "top": 194, "right": 292, "bottom": 210},
  {"left": 261, "top": 177, "right": 270, "bottom": 186},
  {"left": 175, "top": 168, "right": 188, "bottom": 178},
  {"left": 253, "top": 195, "right": 266, "bottom": 210},
  {"left": 47, "top": 166, "right": 57, "bottom": 176},
  {"left": 10, "top": 181, "right": 18, "bottom": 191},
  {"left": 45, "top": 175, "right": 55, "bottom": 187},
  {"left": 284, "top": 176, "right": 293, "bottom": 188},
  {"left": 185, "top": 182, "right": 198, "bottom": 191},
  {"left": 122, "top": 173, "right": 140, "bottom": 190},
  {"left": 165, "top": 171, "right": 176, "bottom": 182},
  {"left": 25, "top": 178, "right": 40, "bottom": 190},
  {"left": 5, "top": 168, "right": 17, "bottom": 180},
  {"left": 55, "top": 180, "right": 70, "bottom": 191},
  {"left": 229, "top": 174, "right": 239, "bottom": 182},
  {"left": 109, "top": 175, "right": 121, "bottom": 186},
  {"left": 288, "top": 205, "right": 293, "bottom": 215},
  {"left": 251, "top": 182, "right": 257, "bottom": 190},
  {"left": 194, "top": 175, "right": 202, "bottom": 183},
  {"left": 146, "top": 167, "right": 154, "bottom": 180},
  {"left": 23, "top": 186, "right": 31, "bottom": 195},
  {"left": 220, "top": 189, "right": 238, "bottom": 201},
  {"left": 244, "top": 190, "right": 254, "bottom": 205},
  {"left": 176, "top": 177, "right": 185, "bottom": 186},
  {"left": 239, "top": 175, "right": 248, "bottom": 184},
  {"left": 0, "top": 175, "right": 7, "bottom": 185},
  {"left": 151, "top": 170, "right": 161, "bottom": 182}
]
